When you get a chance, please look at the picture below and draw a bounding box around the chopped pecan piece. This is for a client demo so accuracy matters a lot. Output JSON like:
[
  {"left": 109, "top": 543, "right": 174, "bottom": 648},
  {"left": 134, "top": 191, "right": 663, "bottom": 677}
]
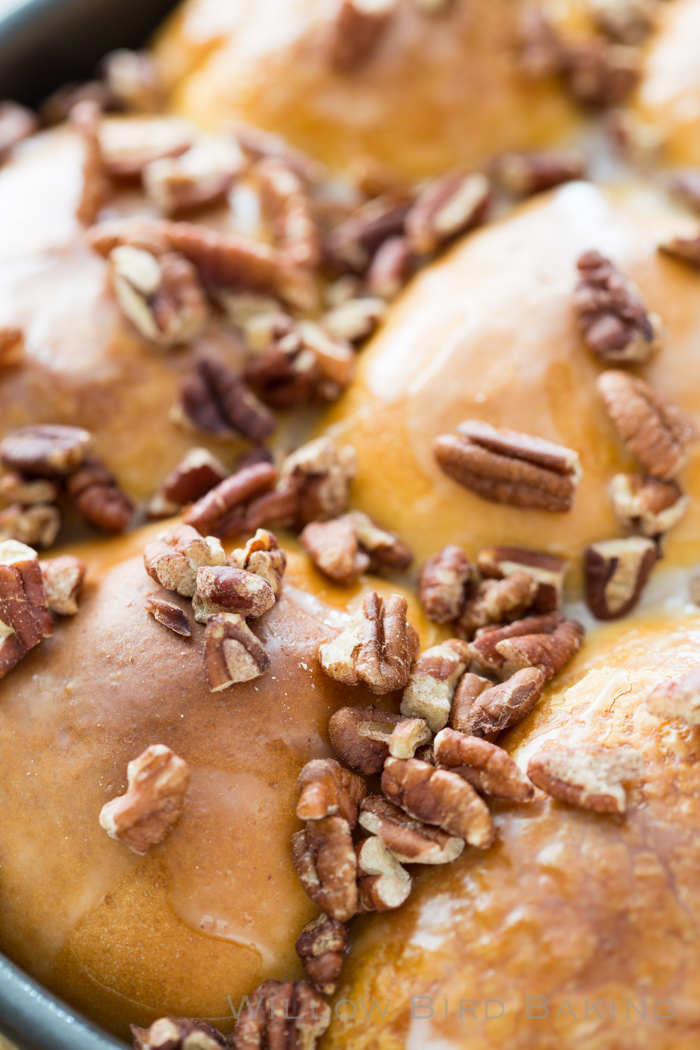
[
  {"left": 0, "top": 102, "right": 37, "bottom": 165},
  {"left": 584, "top": 536, "right": 657, "bottom": 620},
  {"left": 144, "top": 523, "right": 225, "bottom": 597},
  {"left": 228, "top": 529, "right": 286, "bottom": 594},
  {"left": 192, "top": 564, "right": 276, "bottom": 622},
  {"left": 0, "top": 325, "right": 23, "bottom": 367},
  {"left": 434, "top": 421, "right": 581, "bottom": 512},
  {"left": 449, "top": 667, "right": 545, "bottom": 740},
  {"left": 387, "top": 717, "right": 433, "bottom": 759},
  {"left": 527, "top": 745, "right": 644, "bottom": 814},
  {"left": 40, "top": 555, "right": 86, "bottom": 616},
  {"left": 455, "top": 572, "right": 539, "bottom": 641},
  {"left": 477, "top": 545, "right": 567, "bottom": 613},
  {"left": 366, "top": 236, "right": 413, "bottom": 300},
  {"left": 143, "top": 138, "right": 241, "bottom": 217},
  {"left": 0, "top": 540, "right": 52, "bottom": 679},
  {"left": 597, "top": 370, "right": 698, "bottom": 479},
  {"left": 67, "top": 459, "right": 135, "bottom": 534},
  {"left": 147, "top": 448, "right": 229, "bottom": 519},
  {"left": 183, "top": 462, "right": 278, "bottom": 536},
  {"left": 405, "top": 171, "right": 491, "bottom": 255},
  {"left": 144, "top": 596, "right": 192, "bottom": 637},
  {"left": 70, "top": 99, "right": 110, "bottom": 224},
  {"left": 645, "top": 665, "right": 700, "bottom": 726},
  {"left": 359, "top": 795, "right": 464, "bottom": 865},
  {"left": 110, "top": 246, "right": 208, "bottom": 347},
  {"left": 231, "top": 980, "right": 330, "bottom": 1050},
  {"left": 255, "top": 157, "right": 320, "bottom": 270},
  {"left": 382, "top": 757, "right": 495, "bottom": 848},
  {"left": 400, "top": 638, "right": 471, "bottom": 732},
  {"left": 100, "top": 120, "right": 193, "bottom": 180},
  {"left": 588, "top": 0, "right": 657, "bottom": 45},
  {"left": 325, "top": 190, "right": 412, "bottom": 274},
  {"left": 100, "top": 49, "right": 163, "bottom": 113},
  {"left": 319, "top": 591, "right": 420, "bottom": 694},
  {"left": 0, "top": 504, "right": 60, "bottom": 549},
  {"left": 280, "top": 437, "right": 357, "bottom": 527},
  {"left": 609, "top": 473, "right": 687, "bottom": 537},
  {"left": 434, "top": 728, "right": 534, "bottom": 802},
  {"left": 132, "top": 1018, "right": 226, "bottom": 1050},
  {"left": 178, "top": 357, "right": 276, "bottom": 443},
  {"left": 659, "top": 232, "right": 700, "bottom": 269},
  {"left": 203, "top": 612, "right": 269, "bottom": 690},
  {"left": 418, "top": 545, "right": 474, "bottom": 623},
  {"left": 330, "top": 707, "right": 408, "bottom": 774},
  {"left": 328, "top": 0, "right": 398, "bottom": 73},
  {"left": 356, "top": 835, "right": 412, "bottom": 911},
  {"left": 296, "top": 915, "right": 348, "bottom": 997},
  {"left": 565, "top": 40, "right": 640, "bottom": 109},
  {"left": 291, "top": 815, "right": 358, "bottom": 921},
  {"left": 245, "top": 322, "right": 354, "bottom": 408},
  {"left": 300, "top": 511, "right": 410, "bottom": 585},
  {"left": 573, "top": 250, "right": 662, "bottom": 365},
  {"left": 322, "top": 297, "right": 386, "bottom": 345},
  {"left": 0, "top": 425, "right": 92, "bottom": 478},
  {"left": 348, "top": 511, "right": 412, "bottom": 572},
  {"left": 296, "top": 758, "right": 367, "bottom": 827},
  {"left": 0, "top": 473, "right": 58, "bottom": 507},
  {"left": 469, "top": 613, "right": 584, "bottom": 681},
  {"left": 491, "top": 149, "right": 586, "bottom": 197},
  {"left": 99, "top": 744, "right": 190, "bottom": 854}
]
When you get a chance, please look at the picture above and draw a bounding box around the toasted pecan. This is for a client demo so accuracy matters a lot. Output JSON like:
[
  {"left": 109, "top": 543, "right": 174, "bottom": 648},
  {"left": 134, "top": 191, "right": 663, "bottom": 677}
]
[
  {"left": 609, "top": 474, "right": 688, "bottom": 537},
  {"left": 455, "top": 572, "right": 539, "bottom": 641},
  {"left": 645, "top": 665, "right": 700, "bottom": 726},
  {"left": 418, "top": 545, "right": 474, "bottom": 623},
  {"left": 400, "top": 638, "right": 471, "bottom": 732},
  {"left": 40, "top": 555, "right": 86, "bottom": 616},
  {"left": 144, "top": 596, "right": 192, "bottom": 637},
  {"left": 328, "top": 0, "right": 398, "bottom": 73},
  {"left": 585, "top": 536, "right": 658, "bottom": 620},
  {"left": 144, "top": 523, "right": 226, "bottom": 597},
  {"left": 527, "top": 745, "right": 644, "bottom": 814},
  {"left": 291, "top": 815, "right": 358, "bottom": 921},
  {"left": 476, "top": 545, "right": 568, "bottom": 613},
  {"left": 231, "top": 980, "right": 330, "bottom": 1050},
  {"left": 99, "top": 744, "right": 190, "bottom": 854},
  {"left": 468, "top": 612, "right": 584, "bottom": 681},
  {"left": 203, "top": 613, "right": 269, "bottom": 691},
  {"left": 295, "top": 915, "right": 348, "bottom": 997},
  {"left": 434, "top": 728, "right": 534, "bottom": 802},
  {"left": 359, "top": 795, "right": 464, "bottom": 865},
  {"left": 405, "top": 171, "right": 491, "bottom": 255},
  {"left": 296, "top": 758, "right": 367, "bottom": 828},
  {"left": 356, "top": 835, "right": 412, "bottom": 912},
  {"left": 449, "top": 667, "right": 546, "bottom": 740}
]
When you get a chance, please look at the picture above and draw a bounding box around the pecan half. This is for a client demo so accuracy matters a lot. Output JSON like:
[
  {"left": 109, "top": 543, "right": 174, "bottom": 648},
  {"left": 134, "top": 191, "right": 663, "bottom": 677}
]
[
  {"left": 573, "top": 250, "right": 662, "bottom": 365},
  {"left": 455, "top": 573, "right": 539, "bottom": 641},
  {"left": 609, "top": 473, "right": 687, "bottom": 538},
  {"left": 0, "top": 325, "right": 23, "bottom": 367},
  {"left": 183, "top": 462, "right": 278, "bottom": 536},
  {"left": 645, "top": 665, "right": 700, "bottom": 726},
  {"left": 0, "top": 425, "right": 92, "bottom": 478},
  {"left": 300, "top": 511, "right": 411, "bottom": 585},
  {"left": 585, "top": 536, "right": 657, "bottom": 620},
  {"left": 192, "top": 564, "right": 276, "bottom": 622},
  {"left": 366, "top": 236, "right": 413, "bottom": 300},
  {"left": 477, "top": 545, "right": 567, "bottom": 614},
  {"left": 434, "top": 421, "right": 581, "bottom": 512},
  {"left": 322, "top": 297, "right": 386, "bottom": 345},
  {"left": 328, "top": 0, "right": 398, "bottom": 73},
  {"left": 296, "top": 915, "right": 348, "bottom": 997},
  {"left": 405, "top": 172, "right": 491, "bottom": 255},
  {"left": 449, "top": 667, "right": 545, "bottom": 740},
  {"left": 527, "top": 745, "right": 644, "bottom": 814},
  {"left": 325, "top": 190, "right": 412, "bottom": 274},
  {"left": 178, "top": 358, "right": 276, "bottom": 443},
  {"left": 144, "top": 523, "right": 225, "bottom": 597},
  {"left": 291, "top": 816, "right": 358, "bottom": 921},
  {"left": 359, "top": 795, "right": 464, "bottom": 865},
  {"left": 0, "top": 102, "right": 37, "bottom": 165},
  {"left": 0, "top": 504, "right": 60, "bottom": 549},
  {"left": 132, "top": 1019, "right": 225, "bottom": 1050},
  {"left": 356, "top": 835, "right": 412, "bottom": 912},
  {"left": 434, "top": 728, "right": 534, "bottom": 802},
  {"left": 598, "top": 370, "right": 698, "bottom": 478},
  {"left": 67, "top": 459, "right": 135, "bottom": 534},
  {"left": 143, "top": 138, "right": 241, "bottom": 217},
  {"left": 147, "top": 448, "right": 229, "bottom": 519},
  {"left": 381, "top": 757, "right": 495, "bottom": 848},
  {"left": 296, "top": 758, "right": 367, "bottom": 828},
  {"left": 468, "top": 613, "right": 584, "bottom": 681},
  {"left": 400, "top": 638, "right": 471, "bottom": 732},
  {"left": 0, "top": 540, "right": 52, "bottom": 678},
  {"left": 40, "top": 555, "right": 86, "bottom": 616},
  {"left": 228, "top": 529, "right": 286, "bottom": 594},
  {"left": 280, "top": 437, "right": 357, "bottom": 527},
  {"left": 255, "top": 157, "right": 320, "bottom": 270},
  {"left": 491, "top": 149, "right": 586, "bottom": 197},
  {"left": 565, "top": 40, "right": 640, "bottom": 109},
  {"left": 70, "top": 99, "right": 110, "bottom": 223},
  {"left": 659, "top": 232, "right": 700, "bottom": 269},
  {"left": 203, "top": 613, "right": 269, "bottom": 691},
  {"left": 319, "top": 591, "right": 420, "bottom": 694},
  {"left": 588, "top": 0, "right": 657, "bottom": 45},
  {"left": 100, "top": 48, "right": 163, "bottom": 112},
  {"left": 144, "top": 596, "right": 192, "bottom": 637},
  {"left": 418, "top": 545, "right": 474, "bottom": 623},
  {"left": 99, "top": 744, "right": 190, "bottom": 854},
  {"left": 110, "top": 246, "right": 208, "bottom": 347},
  {"left": 231, "top": 980, "right": 330, "bottom": 1050}
]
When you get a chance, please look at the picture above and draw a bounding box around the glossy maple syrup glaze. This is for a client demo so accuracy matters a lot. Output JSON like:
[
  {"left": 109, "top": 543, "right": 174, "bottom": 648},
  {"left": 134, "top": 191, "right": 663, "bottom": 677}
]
[{"left": 0, "top": 523, "right": 439, "bottom": 1039}]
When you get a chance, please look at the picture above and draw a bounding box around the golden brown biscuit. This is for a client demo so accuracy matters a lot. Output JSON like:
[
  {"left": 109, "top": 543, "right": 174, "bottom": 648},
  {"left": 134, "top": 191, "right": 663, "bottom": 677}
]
[
  {"left": 0, "top": 523, "right": 435, "bottom": 1039},
  {"left": 324, "top": 611, "right": 700, "bottom": 1049},
  {"left": 321, "top": 180, "right": 700, "bottom": 576}
]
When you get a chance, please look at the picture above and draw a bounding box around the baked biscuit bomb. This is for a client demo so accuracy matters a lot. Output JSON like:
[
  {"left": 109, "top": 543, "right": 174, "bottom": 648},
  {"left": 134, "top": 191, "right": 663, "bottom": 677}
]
[
  {"left": 324, "top": 612, "right": 700, "bottom": 1049},
  {"left": 153, "top": 0, "right": 595, "bottom": 179},
  {"left": 322, "top": 179, "right": 700, "bottom": 571},
  {"left": 0, "top": 522, "right": 434, "bottom": 1039}
]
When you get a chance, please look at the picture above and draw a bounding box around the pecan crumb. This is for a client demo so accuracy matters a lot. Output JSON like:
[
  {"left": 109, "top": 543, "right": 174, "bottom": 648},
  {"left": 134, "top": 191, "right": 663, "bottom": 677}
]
[
  {"left": 645, "top": 665, "right": 700, "bottom": 726},
  {"left": 359, "top": 795, "right": 464, "bottom": 865},
  {"left": 67, "top": 458, "right": 135, "bottom": 534},
  {"left": 144, "top": 523, "right": 225, "bottom": 597},
  {"left": 178, "top": 357, "right": 276, "bottom": 442},
  {"left": 40, "top": 555, "right": 86, "bottom": 616},
  {"left": 585, "top": 536, "right": 657, "bottom": 620},
  {"left": 0, "top": 504, "right": 60, "bottom": 549},
  {"left": 295, "top": 915, "right": 348, "bottom": 997},
  {"left": 99, "top": 744, "right": 190, "bottom": 854},
  {"left": 418, "top": 545, "right": 474, "bottom": 623},
  {"left": 573, "top": 250, "right": 662, "bottom": 364},
  {"left": 469, "top": 612, "right": 584, "bottom": 682},
  {"left": 231, "top": 980, "right": 330, "bottom": 1050},
  {"left": 131, "top": 1017, "right": 226, "bottom": 1050},
  {"left": 434, "top": 420, "right": 581, "bottom": 512},
  {"left": 527, "top": 745, "right": 644, "bottom": 814},
  {"left": 0, "top": 102, "right": 37, "bottom": 165},
  {"left": 405, "top": 171, "right": 491, "bottom": 255},
  {"left": 296, "top": 758, "right": 367, "bottom": 828},
  {"left": 400, "top": 638, "right": 471, "bottom": 732},
  {"left": 0, "top": 424, "right": 92, "bottom": 478},
  {"left": 434, "top": 728, "right": 534, "bottom": 801},
  {"left": 110, "top": 246, "right": 208, "bottom": 347},
  {"left": 597, "top": 370, "right": 698, "bottom": 479},
  {"left": 319, "top": 591, "right": 420, "bottom": 694},
  {"left": 476, "top": 545, "right": 568, "bottom": 613},
  {"left": 449, "top": 667, "right": 545, "bottom": 740},
  {"left": 609, "top": 473, "right": 687, "bottom": 537},
  {"left": 491, "top": 150, "right": 586, "bottom": 197},
  {"left": 147, "top": 447, "right": 229, "bottom": 519},
  {"left": 356, "top": 835, "right": 412, "bottom": 911},
  {"left": 329, "top": 0, "right": 398, "bottom": 73},
  {"left": 70, "top": 99, "right": 110, "bottom": 224},
  {"left": 291, "top": 815, "right": 358, "bottom": 920},
  {"left": 144, "top": 596, "right": 191, "bottom": 637},
  {"left": 203, "top": 612, "right": 269, "bottom": 691},
  {"left": 0, "top": 325, "right": 23, "bottom": 367}
]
